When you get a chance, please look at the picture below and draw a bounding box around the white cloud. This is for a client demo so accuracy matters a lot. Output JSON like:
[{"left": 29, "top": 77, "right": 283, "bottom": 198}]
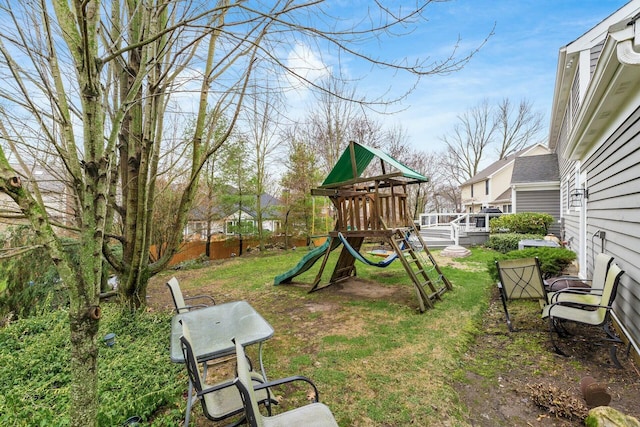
[{"left": 284, "top": 42, "right": 332, "bottom": 106}]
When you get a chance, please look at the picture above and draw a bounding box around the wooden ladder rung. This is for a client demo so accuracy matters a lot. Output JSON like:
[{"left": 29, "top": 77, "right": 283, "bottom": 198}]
[{"left": 428, "top": 292, "right": 442, "bottom": 300}]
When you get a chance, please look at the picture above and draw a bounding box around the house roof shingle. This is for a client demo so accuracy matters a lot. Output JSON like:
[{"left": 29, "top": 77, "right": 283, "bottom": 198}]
[
  {"left": 493, "top": 188, "right": 512, "bottom": 203},
  {"left": 510, "top": 154, "right": 559, "bottom": 184},
  {"left": 460, "top": 145, "right": 534, "bottom": 186}
]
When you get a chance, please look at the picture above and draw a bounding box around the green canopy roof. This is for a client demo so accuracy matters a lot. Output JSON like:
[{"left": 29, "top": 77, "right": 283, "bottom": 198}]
[{"left": 321, "top": 142, "right": 428, "bottom": 187}]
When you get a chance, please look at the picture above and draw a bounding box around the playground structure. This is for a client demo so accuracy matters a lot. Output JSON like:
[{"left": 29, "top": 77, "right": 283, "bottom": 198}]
[{"left": 275, "top": 141, "right": 452, "bottom": 312}]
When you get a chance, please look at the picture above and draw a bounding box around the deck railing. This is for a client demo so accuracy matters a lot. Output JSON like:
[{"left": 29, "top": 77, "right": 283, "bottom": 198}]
[{"left": 419, "top": 212, "right": 507, "bottom": 245}]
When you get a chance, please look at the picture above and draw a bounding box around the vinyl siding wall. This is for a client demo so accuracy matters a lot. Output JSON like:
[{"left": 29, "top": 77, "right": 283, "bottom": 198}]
[
  {"left": 590, "top": 40, "right": 605, "bottom": 76},
  {"left": 556, "top": 106, "right": 582, "bottom": 259},
  {"left": 582, "top": 105, "right": 640, "bottom": 349},
  {"left": 515, "top": 190, "right": 561, "bottom": 236}
]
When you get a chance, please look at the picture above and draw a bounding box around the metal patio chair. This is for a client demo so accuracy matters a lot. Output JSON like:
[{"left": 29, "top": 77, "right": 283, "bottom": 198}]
[
  {"left": 542, "top": 262, "right": 625, "bottom": 367},
  {"left": 167, "top": 276, "right": 215, "bottom": 313},
  {"left": 233, "top": 338, "right": 339, "bottom": 427},
  {"left": 179, "top": 320, "right": 273, "bottom": 426},
  {"left": 496, "top": 257, "right": 548, "bottom": 331},
  {"left": 546, "top": 253, "right": 614, "bottom": 306}
]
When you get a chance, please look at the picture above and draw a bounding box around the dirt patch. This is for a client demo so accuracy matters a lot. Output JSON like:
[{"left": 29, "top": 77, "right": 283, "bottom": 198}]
[
  {"left": 455, "top": 291, "right": 640, "bottom": 426},
  {"left": 433, "top": 251, "right": 488, "bottom": 272}
]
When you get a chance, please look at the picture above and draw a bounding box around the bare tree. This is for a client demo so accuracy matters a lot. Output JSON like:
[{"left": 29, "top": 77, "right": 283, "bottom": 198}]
[
  {"left": 304, "top": 77, "right": 361, "bottom": 175},
  {"left": 244, "top": 79, "right": 283, "bottom": 250},
  {"left": 441, "top": 98, "right": 544, "bottom": 187},
  {"left": 441, "top": 99, "right": 495, "bottom": 183},
  {"left": 0, "top": 1, "right": 487, "bottom": 424},
  {"left": 494, "top": 98, "right": 544, "bottom": 159},
  {"left": 432, "top": 170, "right": 463, "bottom": 213}
]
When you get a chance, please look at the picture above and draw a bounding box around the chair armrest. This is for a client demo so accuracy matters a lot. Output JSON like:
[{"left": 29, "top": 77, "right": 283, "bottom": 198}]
[
  {"left": 547, "top": 275, "right": 591, "bottom": 284},
  {"left": 546, "top": 276, "right": 591, "bottom": 291},
  {"left": 197, "top": 379, "right": 236, "bottom": 397},
  {"left": 175, "top": 303, "right": 208, "bottom": 313},
  {"left": 254, "top": 375, "right": 321, "bottom": 402},
  {"left": 549, "top": 287, "right": 601, "bottom": 303},
  {"left": 198, "top": 372, "right": 266, "bottom": 398},
  {"left": 546, "top": 301, "right": 612, "bottom": 316},
  {"left": 184, "top": 294, "right": 216, "bottom": 305}
]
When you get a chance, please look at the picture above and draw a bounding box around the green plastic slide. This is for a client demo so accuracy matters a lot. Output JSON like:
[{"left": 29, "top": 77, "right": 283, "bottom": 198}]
[{"left": 274, "top": 237, "right": 339, "bottom": 285}]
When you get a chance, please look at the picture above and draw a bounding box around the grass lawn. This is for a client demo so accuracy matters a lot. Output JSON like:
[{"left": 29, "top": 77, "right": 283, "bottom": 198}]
[
  {"left": 146, "top": 246, "right": 497, "bottom": 426},
  {"left": 0, "top": 246, "right": 498, "bottom": 426}
]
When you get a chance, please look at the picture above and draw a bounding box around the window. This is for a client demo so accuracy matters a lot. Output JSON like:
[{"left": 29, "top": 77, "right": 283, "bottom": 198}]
[
  {"left": 470, "top": 184, "right": 474, "bottom": 198},
  {"left": 485, "top": 180, "right": 489, "bottom": 195},
  {"left": 502, "top": 204, "right": 512, "bottom": 213}
]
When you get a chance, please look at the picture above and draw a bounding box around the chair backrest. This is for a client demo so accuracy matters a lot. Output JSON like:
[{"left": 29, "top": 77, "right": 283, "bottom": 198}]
[
  {"left": 233, "top": 338, "right": 264, "bottom": 427},
  {"left": 593, "top": 263, "right": 624, "bottom": 323},
  {"left": 590, "top": 253, "right": 614, "bottom": 291},
  {"left": 167, "top": 277, "right": 188, "bottom": 314},
  {"left": 496, "top": 257, "right": 547, "bottom": 301},
  {"left": 179, "top": 320, "right": 206, "bottom": 394}
]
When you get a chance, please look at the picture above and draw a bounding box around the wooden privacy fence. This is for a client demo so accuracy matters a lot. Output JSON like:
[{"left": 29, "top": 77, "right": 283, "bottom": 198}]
[{"left": 150, "top": 236, "right": 310, "bottom": 267}]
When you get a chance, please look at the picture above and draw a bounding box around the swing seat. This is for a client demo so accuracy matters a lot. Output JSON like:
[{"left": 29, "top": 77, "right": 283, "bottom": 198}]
[{"left": 337, "top": 232, "right": 398, "bottom": 267}]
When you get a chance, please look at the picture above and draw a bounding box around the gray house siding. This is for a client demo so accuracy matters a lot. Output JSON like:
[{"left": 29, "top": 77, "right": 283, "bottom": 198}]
[
  {"left": 515, "top": 190, "right": 561, "bottom": 236},
  {"left": 556, "top": 106, "right": 582, "bottom": 256},
  {"left": 558, "top": 167, "right": 581, "bottom": 253},
  {"left": 582, "top": 106, "right": 640, "bottom": 349},
  {"left": 548, "top": 0, "right": 640, "bottom": 359},
  {"left": 590, "top": 39, "right": 605, "bottom": 76}
]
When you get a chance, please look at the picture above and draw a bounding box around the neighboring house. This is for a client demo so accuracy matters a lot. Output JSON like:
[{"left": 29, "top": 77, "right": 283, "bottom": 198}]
[
  {"left": 221, "top": 193, "right": 282, "bottom": 235},
  {"left": 184, "top": 192, "right": 282, "bottom": 240},
  {"left": 510, "top": 153, "right": 561, "bottom": 236},
  {"left": 549, "top": 1, "right": 640, "bottom": 355},
  {"left": 460, "top": 144, "right": 550, "bottom": 213},
  {"left": 0, "top": 165, "right": 73, "bottom": 230}
]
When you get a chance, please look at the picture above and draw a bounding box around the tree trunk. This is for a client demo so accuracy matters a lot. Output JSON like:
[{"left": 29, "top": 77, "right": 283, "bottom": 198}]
[{"left": 69, "top": 309, "right": 99, "bottom": 425}]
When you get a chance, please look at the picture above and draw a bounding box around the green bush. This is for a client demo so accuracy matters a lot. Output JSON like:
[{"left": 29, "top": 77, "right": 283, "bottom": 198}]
[
  {"left": 485, "top": 233, "right": 545, "bottom": 253},
  {"left": 0, "top": 306, "right": 183, "bottom": 426},
  {"left": 0, "top": 226, "right": 75, "bottom": 321},
  {"left": 489, "top": 212, "right": 554, "bottom": 235},
  {"left": 487, "top": 247, "right": 577, "bottom": 283}
]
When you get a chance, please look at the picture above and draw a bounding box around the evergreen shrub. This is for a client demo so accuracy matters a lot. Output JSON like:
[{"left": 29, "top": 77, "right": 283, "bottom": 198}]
[
  {"left": 0, "top": 226, "right": 76, "bottom": 321},
  {"left": 489, "top": 212, "right": 554, "bottom": 235},
  {"left": 487, "top": 247, "right": 577, "bottom": 283},
  {"left": 485, "top": 233, "right": 546, "bottom": 253}
]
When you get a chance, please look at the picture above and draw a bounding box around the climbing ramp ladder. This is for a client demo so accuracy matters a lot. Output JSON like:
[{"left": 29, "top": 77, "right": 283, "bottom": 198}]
[{"left": 384, "top": 221, "right": 453, "bottom": 312}]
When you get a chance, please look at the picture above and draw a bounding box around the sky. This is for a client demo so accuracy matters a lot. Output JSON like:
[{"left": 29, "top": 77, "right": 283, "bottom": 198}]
[{"left": 295, "top": 0, "right": 630, "bottom": 156}]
